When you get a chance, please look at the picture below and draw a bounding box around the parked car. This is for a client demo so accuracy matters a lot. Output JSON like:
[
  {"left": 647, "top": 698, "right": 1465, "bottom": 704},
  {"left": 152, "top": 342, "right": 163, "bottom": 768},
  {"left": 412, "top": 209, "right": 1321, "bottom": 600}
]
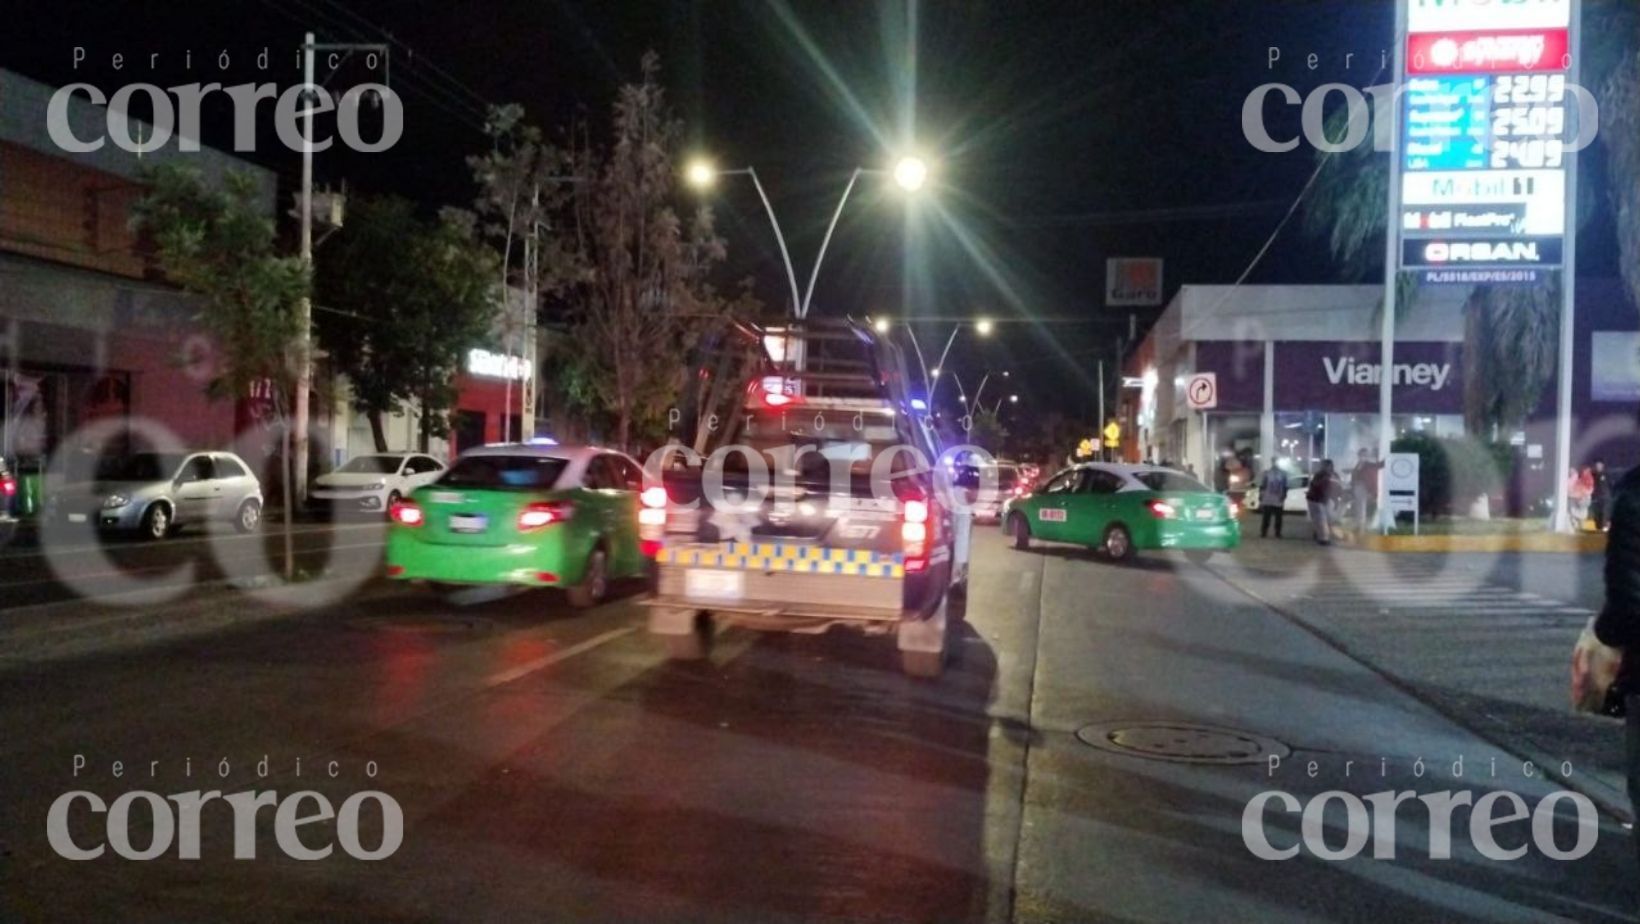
[
  {"left": 385, "top": 444, "right": 648, "bottom": 608},
  {"left": 1004, "top": 463, "right": 1240, "bottom": 563},
  {"left": 1243, "top": 473, "right": 1311, "bottom": 514},
  {"left": 49, "top": 451, "right": 264, "bottom": 540},
  {"left": 309, "top": 452, "right": 446, "bottom": 518}
]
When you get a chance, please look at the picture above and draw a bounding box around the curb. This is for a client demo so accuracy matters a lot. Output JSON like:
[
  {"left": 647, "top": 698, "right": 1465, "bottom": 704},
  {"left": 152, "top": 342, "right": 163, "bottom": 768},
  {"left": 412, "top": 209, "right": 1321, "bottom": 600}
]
[
  {"left": 1207, "top": 563, "right": 1634, "bottom": 824},
  {"left": 1347, "top": 532, "right": 1607, "bottom": 554}
]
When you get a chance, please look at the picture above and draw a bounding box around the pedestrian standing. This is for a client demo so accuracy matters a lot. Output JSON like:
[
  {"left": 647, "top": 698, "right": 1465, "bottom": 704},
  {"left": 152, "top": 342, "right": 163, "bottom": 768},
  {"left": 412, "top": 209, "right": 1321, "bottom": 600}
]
[
  {"left": 1572, "top": 467, "right": 1595, "bottom": 530},
  {"left": 1593, "top": 460, "right": 1613, "bottom": 532},
  {"left": 1258, "top": 464, "right": 1289, "bottom": 538},
  {"left": 1307, "top": 460, "right": 1340, "bottom": 545},
  {"left": 1593, "top": 457, "right": 1640, "bottom": 873},
  {"left": 1350, "top": 448, "right": 1381, "bottom": 533}
]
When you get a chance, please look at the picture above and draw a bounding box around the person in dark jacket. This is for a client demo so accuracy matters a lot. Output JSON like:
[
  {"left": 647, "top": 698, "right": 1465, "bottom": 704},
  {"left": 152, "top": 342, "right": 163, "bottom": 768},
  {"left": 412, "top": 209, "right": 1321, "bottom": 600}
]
[
  {"left": 1594, "top": 463, "right": 1640, "bottom": 871},
  {"left": 1306, "top": 460, "right": 1341, "bottom": 545},
  {"left": 1592, "top": 460, "right": 1614, "bottom": 532}
]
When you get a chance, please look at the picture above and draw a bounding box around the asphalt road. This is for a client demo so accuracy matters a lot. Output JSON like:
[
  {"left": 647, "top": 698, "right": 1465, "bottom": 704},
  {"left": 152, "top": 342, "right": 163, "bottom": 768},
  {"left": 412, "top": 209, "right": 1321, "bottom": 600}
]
[
  {"left": 0, "top": 527, "right": 1634, "bottom": 922},
  {"left": 0, "top": 518, "right": 390, "bottom": 609}
]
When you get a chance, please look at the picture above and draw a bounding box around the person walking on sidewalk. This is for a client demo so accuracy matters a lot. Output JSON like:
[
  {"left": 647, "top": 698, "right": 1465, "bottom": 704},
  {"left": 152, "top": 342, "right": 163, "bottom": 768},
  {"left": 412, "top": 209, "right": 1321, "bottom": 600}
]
[
  {"left": 1257, "top": 463, "right": 1289, "bottom": 538},
  {"left": 1593, "top": 459, "right": 1640, "bottom": 871},
  {"left": 1307, "top": 460, "right": 1341, "bottom": 545}
]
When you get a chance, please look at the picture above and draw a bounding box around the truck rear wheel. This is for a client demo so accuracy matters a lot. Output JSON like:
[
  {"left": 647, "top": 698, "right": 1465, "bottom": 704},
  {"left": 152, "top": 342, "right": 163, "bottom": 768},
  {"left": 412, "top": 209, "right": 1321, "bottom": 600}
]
[
  {"left": 900, "top": 649, "right": 943, "bottom": 678},
  {"left": 656, "top": 609, "right": 712, "bottom": 660}
]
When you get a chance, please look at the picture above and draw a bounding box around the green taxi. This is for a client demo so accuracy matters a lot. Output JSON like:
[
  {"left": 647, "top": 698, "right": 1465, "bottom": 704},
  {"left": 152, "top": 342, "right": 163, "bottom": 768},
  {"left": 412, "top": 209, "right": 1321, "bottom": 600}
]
[
  {"left": 386, "top": 444, "right": 650, "bottom": 607},
  {"left": 1002, "top": 463, "right": 1239, "bottom": 563}
]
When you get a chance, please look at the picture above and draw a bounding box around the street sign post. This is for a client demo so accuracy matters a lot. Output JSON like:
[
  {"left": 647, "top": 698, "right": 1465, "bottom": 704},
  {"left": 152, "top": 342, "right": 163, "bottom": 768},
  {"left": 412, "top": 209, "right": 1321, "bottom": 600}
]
[{"left": 1384, "top": 452, "right": 1422, "bottom": 535}]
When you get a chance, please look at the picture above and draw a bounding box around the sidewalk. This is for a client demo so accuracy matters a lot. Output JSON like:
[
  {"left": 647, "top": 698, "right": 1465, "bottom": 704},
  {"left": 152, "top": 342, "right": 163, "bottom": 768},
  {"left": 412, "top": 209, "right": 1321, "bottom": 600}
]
[{"left": 1210, "top": 516, "right": 1630, "bottom": 818}]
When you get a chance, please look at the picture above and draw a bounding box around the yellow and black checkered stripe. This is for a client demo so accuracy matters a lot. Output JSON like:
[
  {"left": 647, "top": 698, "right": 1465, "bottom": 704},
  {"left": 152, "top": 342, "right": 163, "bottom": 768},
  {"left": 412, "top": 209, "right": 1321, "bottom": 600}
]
[{"left": 656, "top": 542, "right": 905, "bottom": 578}]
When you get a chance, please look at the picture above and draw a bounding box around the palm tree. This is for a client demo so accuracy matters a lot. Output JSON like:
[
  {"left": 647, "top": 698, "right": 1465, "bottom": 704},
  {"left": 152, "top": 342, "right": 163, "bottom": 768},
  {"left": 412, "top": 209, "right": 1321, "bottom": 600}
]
[{"left": 1301, "top": 0, "right": 1640, "bottom": 436}]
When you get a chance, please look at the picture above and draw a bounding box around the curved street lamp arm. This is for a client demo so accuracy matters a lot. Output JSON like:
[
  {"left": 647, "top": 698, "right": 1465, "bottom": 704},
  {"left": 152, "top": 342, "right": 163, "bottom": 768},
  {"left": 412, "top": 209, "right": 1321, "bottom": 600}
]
[
  {"left": 736, "top": 167, "right": 803, "bottom": 318},
  {"left": 800, "top": 167, "right": 865, "bottom": 319}
]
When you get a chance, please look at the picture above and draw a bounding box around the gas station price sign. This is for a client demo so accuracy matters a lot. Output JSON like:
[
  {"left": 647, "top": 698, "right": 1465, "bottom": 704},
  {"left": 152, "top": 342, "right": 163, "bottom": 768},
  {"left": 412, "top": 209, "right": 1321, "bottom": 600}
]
[{"left": 1397, "top": 0, "right": 1577, "bottom": 285}]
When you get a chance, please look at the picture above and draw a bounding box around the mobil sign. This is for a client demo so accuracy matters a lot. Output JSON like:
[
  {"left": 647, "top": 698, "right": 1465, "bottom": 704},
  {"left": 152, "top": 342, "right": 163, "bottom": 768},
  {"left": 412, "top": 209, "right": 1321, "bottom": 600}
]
[{"left": 1407, "top": 0, "right": 1570, "bottom": 33}]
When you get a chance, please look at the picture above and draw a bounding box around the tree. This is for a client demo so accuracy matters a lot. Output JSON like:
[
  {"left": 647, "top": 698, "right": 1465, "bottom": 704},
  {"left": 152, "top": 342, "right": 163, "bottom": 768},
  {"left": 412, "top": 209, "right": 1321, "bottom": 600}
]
[
  {"left": 132, "top": 164, "right": 309, "bottom": 574},
  {"left": 544, "top": 53, "right": 728, "bottom": 451},
  {"left": 315, "top": 196, "right": 499, "bottom": 451},
  {"left": 1301, "top": 1, "right": 1640, "bottom": 435}
]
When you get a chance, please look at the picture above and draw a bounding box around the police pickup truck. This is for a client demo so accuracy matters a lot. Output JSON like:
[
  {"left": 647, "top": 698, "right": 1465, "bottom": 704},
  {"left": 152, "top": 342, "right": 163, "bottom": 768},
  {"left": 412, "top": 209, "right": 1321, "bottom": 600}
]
[{"left": 641, "top": 319, "right": 967, "bottom": 678}]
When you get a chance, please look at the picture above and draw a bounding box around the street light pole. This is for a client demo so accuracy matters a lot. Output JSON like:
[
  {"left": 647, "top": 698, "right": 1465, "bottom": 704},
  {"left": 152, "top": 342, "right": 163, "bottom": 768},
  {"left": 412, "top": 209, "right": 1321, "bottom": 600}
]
[{"left": 292, "top": 32, "right": 316, "bottom": 520}]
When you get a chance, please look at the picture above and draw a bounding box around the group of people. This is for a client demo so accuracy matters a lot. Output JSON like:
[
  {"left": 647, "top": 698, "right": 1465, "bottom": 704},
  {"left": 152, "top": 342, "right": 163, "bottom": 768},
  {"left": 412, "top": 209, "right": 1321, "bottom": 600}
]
[
  {"left": 1254, "top": 448, "right": 1381, "bottom": 546},
  {"left": 1565, "top": 461, "right": 1614, "bottom": 531}
]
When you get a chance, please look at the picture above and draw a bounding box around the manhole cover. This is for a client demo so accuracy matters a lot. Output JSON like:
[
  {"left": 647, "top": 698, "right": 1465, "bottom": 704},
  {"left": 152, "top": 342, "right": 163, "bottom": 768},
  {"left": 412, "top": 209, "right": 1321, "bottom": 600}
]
[{"left": 1075, "top": 721, "right": 1289, "bottom": 765}]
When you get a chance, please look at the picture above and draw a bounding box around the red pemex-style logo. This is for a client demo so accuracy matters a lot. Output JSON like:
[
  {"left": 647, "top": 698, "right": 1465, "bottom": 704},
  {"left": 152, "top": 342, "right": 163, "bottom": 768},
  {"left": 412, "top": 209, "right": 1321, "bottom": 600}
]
[{"left": 1407, "top": 29, "right": 1570, "bottom": 75}]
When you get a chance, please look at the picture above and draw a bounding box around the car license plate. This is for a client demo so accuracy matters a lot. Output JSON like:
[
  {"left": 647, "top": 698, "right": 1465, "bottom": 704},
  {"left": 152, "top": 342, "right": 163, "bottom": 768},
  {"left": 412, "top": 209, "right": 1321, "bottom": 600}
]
[
  {"left": 1194, "top": 507, "right": 1215, "bottom": 521},
  {"left": 67, "top": 513, "right": 87, "bottom": 523},
  {"left": 686, "top": 569, "right": 743, "bottom": 601},
  {"left": 449, "top": 514, "right": 488, "bottom": 533}
]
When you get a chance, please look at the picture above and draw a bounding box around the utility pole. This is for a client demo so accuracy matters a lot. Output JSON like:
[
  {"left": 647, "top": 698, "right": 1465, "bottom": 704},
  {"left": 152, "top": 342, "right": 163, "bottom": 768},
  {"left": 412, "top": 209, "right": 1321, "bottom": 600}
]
[
  {"left": 293, "top": 32, "right": 315, "bottom": 511},
  {"left": 1097, "top": 359, "right": 1105, "bottom": 461}
]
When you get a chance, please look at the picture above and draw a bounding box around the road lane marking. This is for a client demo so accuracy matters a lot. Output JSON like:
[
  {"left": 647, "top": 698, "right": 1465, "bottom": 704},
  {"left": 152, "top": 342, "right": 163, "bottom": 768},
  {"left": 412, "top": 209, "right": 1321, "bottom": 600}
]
[{"left": 483, "top": 626, "right": 637, "bottom": 688}]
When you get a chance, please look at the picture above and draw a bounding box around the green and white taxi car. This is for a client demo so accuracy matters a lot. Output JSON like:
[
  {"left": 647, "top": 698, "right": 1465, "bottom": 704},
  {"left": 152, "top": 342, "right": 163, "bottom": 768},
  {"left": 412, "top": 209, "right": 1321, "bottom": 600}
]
[
  {"left": 386, "top": 443, "right": 649, "bottom": 607},
  {"left": 1003, "top": 462, "right": 1240, "bottom": 563}
]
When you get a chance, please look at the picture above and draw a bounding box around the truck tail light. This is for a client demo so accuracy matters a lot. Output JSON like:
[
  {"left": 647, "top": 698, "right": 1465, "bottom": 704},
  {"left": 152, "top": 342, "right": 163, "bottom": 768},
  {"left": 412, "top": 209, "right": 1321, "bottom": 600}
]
[
  {"left": 902, "top": 498, "right": 931, "bottom": 572},
  {"left": 518, "top": 501, "right": 573, "bottom": 532},
  {"left": 1146, "top": 499, "right": 1177, "bottom": 520},
  {"left": 389, "top": 499, "right": 424, "bottom": 527},
  {"left": 641, "top": 486, "right": 669, "bottom": 508}
]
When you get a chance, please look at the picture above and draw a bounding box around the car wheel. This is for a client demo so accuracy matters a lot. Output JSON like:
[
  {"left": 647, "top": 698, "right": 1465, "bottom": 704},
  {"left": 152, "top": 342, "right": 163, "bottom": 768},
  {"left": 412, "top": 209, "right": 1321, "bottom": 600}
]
[
  {"left": 1185, "top": 549, "right": 1214, "bottom": 565},
  {"left": 566, "top": 547, "right": 609, "bottom": 609},
  {"left": 1009, "top": 513, "right": 1032, "bottom": 550},
  {"left": 235, "top": 499, "right": 262, "bottom": 534},
  {"left": 1103, "top": 523, "right": 1134, "bottom": 562},
  {"left": 140, "top": 503, "right": 170, "bottom": 541}
]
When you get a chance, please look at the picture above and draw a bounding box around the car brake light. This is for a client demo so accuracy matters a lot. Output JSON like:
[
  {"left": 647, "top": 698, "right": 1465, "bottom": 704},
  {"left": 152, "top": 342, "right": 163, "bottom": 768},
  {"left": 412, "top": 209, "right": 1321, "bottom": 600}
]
[
  {"left": 1147, "top": 499, "right": 1177, "bottom": 519},
  {"left": 1229, "top": 501, "right": 1240, "bottom": 517},
  {"left": 904, "top": 499, "right": 928, "bottom": 523},
  {"left": 641, "top": 486, "right": 668, "bottom": 508},
  {"left": 389, "top": 500, "right": 424, "bottom": 527},
  {"left": 518, "top": 501, "right": 572, "bottom": 531},
  {"left": 902, "top": 497, "right": 932, "bottom": 570},
  {"left": 0, "top": 476, "right": 14, "bottom": 496}
]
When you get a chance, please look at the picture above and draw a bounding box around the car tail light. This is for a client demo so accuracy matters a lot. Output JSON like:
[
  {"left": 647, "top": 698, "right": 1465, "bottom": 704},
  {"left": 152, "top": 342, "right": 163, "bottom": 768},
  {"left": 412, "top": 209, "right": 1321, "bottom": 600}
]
[
  {"left": 390, "top": 500, "right": 424, "bottom": 527},
  {"left": 386, "top": 565, "right": 405, "bottom": 577},
  {"left": 518, "top": 501, "right": 573, "bottom": 532},
  {"left": 0, "top": 476, "right": 14, "bottom": 497},
  {"left": 1228, "top": 501, "right": 1240, "bottom": 517},
  {"left": 536, "top": 571, "right": 560, "bottom": 584},
  {"left": 1146, "top": 499, "right": 1178, "bottom": 519}
]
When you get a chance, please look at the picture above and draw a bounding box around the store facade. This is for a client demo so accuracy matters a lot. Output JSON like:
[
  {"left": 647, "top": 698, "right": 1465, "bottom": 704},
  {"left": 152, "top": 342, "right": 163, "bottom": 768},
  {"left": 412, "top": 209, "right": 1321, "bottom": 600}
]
[{"left": 1121, "top": 281, "right": 1640, "bottom": 494}]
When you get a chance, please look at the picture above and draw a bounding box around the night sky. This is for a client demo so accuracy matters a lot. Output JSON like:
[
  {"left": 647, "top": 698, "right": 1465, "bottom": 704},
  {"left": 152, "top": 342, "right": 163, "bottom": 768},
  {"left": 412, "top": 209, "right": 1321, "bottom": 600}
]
[{"left": 4, "top": 1, "right": 1622, "bottom": 419}]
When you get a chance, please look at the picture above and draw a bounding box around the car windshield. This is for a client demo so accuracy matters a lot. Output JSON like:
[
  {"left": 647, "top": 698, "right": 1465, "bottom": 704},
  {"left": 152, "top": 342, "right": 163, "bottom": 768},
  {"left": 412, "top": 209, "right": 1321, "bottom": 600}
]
[
  {"left": 739, "top": 409, "right": 918, "bottom": 479},
  {"left": 1134, "top": 471, "right": 1212, "bottom": 493},
  {"left": 439, "top": 455, "right": 568, "bottom": 490},
  {"left": 98, "top": 453, "right": 184, "bottom": 482},
  {"left": 338, "top": 455, "right": 402, "bottom": 474}
]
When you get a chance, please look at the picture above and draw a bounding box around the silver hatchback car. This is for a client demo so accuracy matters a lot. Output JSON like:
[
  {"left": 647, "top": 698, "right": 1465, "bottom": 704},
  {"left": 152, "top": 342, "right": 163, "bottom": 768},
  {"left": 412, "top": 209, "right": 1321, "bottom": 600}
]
[{"left": 51, "top": 451, "right": 264, "bottom": 540}]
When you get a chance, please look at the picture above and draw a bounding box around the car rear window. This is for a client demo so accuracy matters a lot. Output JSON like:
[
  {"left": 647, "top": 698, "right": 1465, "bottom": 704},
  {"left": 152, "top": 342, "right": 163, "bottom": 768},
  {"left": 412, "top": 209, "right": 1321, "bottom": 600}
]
[
  {"left": 439, "top": 455, "right": 568, "bottom": 490},
  {"left": 1134, "top": 471, "right": 1211, "bottom": 493},
  {"left": 339, "top": 455, "right": 401, "bottom": 474}
]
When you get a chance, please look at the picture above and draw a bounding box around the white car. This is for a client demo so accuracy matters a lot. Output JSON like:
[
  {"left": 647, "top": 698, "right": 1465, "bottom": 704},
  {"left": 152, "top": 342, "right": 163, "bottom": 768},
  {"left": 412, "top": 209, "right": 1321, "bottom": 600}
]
[
  {"left": 309, "top": 452, "right": 446, "bottom": 517},
  {"left": 1243, "top": 473, "right": 1311, "bottom": 514}
]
